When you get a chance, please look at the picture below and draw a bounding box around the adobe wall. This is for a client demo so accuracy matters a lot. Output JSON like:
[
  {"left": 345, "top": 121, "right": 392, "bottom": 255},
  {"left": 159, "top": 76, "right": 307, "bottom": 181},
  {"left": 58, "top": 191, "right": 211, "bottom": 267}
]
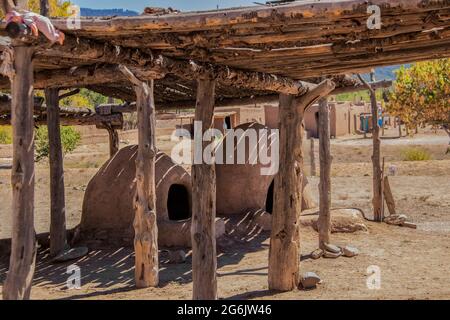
[
  {"left": 215, "top": 106, "right": 266, "bottom": 126},
  {"left": 215, "top": 122, "right": 315, "bottom": 216},
  {"left": 263, "top": 104, "right": 279, "bottom": 129},
  {"left": 80, "top": 146, "right": 193, "bottom": 246},
  {"left": 304, "top": 104, "right": 320, "bottom": 138}
]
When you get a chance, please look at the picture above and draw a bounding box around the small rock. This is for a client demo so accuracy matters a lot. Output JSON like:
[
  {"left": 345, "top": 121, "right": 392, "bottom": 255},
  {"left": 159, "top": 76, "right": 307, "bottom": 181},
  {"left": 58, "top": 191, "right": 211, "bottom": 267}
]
[
  {"left": 384, "top": 214, "right": 408, "bottom": 226},
  {"left": 168, "top": 250, "right": 186, "bottom": 264},
  {"left": 323, "top": 243, "right": 341, "bottom": 254},
  {"left": 342, "top": 246, "right": 359, "bottom": 257},
  {"left": 311, "top": 249, "right": 324, "bottom": 260},
  {"left": 53, "top": 247, "right": 89, "bottom": 263},
  {"left": 323, "top": 250, "right": 341, "bottom": 259},
  {"left": 300, "top": 272, "right": 321, "bottom": 290}
]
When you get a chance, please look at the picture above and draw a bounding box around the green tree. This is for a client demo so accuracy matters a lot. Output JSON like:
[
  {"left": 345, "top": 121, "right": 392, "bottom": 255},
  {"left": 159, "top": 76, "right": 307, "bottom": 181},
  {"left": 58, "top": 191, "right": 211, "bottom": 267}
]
[
  {"left": 1, "top": 1, "right": 72, "bottom": 17},
  {"left": 386, "top": 59, "right": 450, "bottom": 152},
  {"left": 28, "top": 0, "right": 72, "bottom": 17},
  {"left": 35, "top": 125, "right": 81, "bottom": 162}
]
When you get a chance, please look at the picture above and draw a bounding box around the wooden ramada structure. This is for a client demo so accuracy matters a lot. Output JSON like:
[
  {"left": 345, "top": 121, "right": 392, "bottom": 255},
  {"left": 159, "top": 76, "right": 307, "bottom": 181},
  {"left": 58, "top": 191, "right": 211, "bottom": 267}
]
[{"left": 0, "top": 0, "right": 449, "bottom": 299}]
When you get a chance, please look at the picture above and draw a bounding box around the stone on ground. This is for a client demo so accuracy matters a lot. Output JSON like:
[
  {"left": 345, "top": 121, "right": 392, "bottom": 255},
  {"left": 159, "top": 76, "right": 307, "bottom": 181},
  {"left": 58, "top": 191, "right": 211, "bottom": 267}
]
[
  {"left": 311, "top": 248, "right": 324, "bottom": 260},
  {"left": 342, "top": 246, "right": 359, "bottom": 257},
  {"left": 324, "top": 243, "right": 341, "bottom": 254},
  {"left": 323, "top": 250, "right": 341, "bottom": 259},
  {"left": 384, "top": 214, "right": 408, "bottom": 226},
  {"left": 300, "top": 272, "right": 321, "bottom": 290}
]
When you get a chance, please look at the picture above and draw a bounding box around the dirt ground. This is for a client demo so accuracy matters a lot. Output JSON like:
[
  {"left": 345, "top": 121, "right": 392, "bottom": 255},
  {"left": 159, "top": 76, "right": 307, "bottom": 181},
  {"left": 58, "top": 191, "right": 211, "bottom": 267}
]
[{"left": 0, "top": 123, "right": 449, "bottom": 300}]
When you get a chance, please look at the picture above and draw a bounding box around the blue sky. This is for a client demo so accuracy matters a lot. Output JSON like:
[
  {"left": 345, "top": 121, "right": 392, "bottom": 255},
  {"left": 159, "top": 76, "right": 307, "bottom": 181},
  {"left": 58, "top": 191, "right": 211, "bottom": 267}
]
[{"left": 71, "top": 1, "right": 257, "bottom": 12}]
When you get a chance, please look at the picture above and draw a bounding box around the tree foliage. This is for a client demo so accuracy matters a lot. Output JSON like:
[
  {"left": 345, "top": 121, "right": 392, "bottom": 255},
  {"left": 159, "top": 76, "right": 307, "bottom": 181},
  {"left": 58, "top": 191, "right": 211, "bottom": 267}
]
[
  {"left": 35, "top": 126, "right": 81, "bottom": 162},
  {"left": 0, "top": 0, "right": 72, "bottom": 17},
  {"left": 387, "top": 59, "right": 450, "bottom": 130},
  {"left": 28, "top": 0, "right": 72, "bottom": 17}
]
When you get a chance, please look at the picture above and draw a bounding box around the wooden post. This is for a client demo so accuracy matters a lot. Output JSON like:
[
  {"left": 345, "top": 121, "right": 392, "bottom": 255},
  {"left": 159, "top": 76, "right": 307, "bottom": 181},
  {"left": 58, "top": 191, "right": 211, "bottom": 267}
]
[
  {"left": 45, "top": 88, "right": 67, "bottom": 257},
  {"left": 105, "top": 124, "right": 119, "bottom": 157},
  {"left": 317, "top": 97, "right": 332, "bottom": 250},
  {"left": 3, "top": 45, "right": 37, "bottom": 300},
  {"left": 40, "top": 0, "right": 49, "bottom": 16},
  {"left": 119, "top": 65, "right": 158, "bottom": 288},
  {"left": 191, "top": 75, "right": 217, "bottom": 300},
  {"left": 309, "top": 138, "right": 316, "bottom": 176},
  {"left": 383, "top": 176, "right": 396, "bottom": 216},
  {"left": 358, "top": 75, "right": 383, "bottom": 222},
  {"left": 269, "top": 80, "right": 335, "bottom": 291}
]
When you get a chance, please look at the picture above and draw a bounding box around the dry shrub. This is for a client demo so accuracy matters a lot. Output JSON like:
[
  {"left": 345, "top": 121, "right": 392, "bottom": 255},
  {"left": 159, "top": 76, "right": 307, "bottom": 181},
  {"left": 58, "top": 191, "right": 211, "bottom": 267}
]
[{"left": 401, "top": 147, "right": 432, "bottom": 161}]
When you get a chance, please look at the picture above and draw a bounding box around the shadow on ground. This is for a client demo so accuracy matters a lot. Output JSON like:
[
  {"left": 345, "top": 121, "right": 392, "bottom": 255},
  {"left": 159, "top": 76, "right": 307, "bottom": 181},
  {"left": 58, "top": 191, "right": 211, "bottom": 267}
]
[{"left": 0, "top": 212, "right": 270, "bottom": 300}]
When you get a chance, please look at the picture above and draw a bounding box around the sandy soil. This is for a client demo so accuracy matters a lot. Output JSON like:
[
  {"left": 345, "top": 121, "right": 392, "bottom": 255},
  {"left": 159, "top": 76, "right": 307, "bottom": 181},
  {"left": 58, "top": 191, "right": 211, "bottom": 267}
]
[{"left": 0, "top": 125, "right": 449, "bottom": 300}]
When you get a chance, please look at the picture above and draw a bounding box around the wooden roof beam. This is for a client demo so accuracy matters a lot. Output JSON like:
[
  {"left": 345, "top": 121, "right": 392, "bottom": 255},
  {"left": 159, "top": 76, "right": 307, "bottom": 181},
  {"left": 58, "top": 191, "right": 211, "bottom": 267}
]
[{"left": 3, "top": 22, "right": 314, "bottom": 95}]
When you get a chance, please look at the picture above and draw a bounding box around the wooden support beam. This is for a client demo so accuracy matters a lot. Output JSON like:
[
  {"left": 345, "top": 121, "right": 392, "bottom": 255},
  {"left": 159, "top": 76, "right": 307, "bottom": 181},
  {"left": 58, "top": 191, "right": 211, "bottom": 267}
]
[
  {"left": 118, "top": 65, "right": 159, "bottom": 288},
  {"left": 156, "top": 57, "right": 313, "bottom": 96},
  {"left": 3, "top": 45, "right": 37, "bottom": 300},
  {"left": 330, "top": 80, "right": 393, "bottom": 95},
  {"left": 383, "top": 176, "right": 396, "bottom": 216},
  {"left": 269, "top": 79, "right": 335, "bottom": 291},
  {"left": 0, "top": 113, "right": 123, "bottom": 127},
  {"left": 1, "top": 21, "right": 315, "bottom": 96},
  {"left": 40, "top": 0, "right": 49, "bottom": 17},
  {"left": 309, "top": 138, "right": 316, "bottom": 177},
  {"left": 358, "top": 74, "right": 383, "bottom": 222},
  {"left": 45, "top": 88, "right": 67, "bottom": 257},
  {"left": 317, "top": 96, "right": 332, "bottom": 250},
  {"left": 58, "top": 89, "right": 80, "bottom": 100},
  {"left": 191, "top": 74, "right": 218, "bottom": 300},
  {"left": 105, "top": 124, "right": 119, "bottom": 158}
]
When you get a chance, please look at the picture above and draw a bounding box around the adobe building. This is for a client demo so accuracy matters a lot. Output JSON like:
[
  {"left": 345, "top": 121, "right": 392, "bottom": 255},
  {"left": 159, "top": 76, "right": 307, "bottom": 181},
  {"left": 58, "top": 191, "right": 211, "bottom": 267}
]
[
  {"left": 175, "top": 106, "right": 266, "bottom": 135},
  {"left": 215, "top": 122, "right": 316, "bottom": 216},
  {"left": 80, "top": 146, "right": 224, "bottom": 248}
]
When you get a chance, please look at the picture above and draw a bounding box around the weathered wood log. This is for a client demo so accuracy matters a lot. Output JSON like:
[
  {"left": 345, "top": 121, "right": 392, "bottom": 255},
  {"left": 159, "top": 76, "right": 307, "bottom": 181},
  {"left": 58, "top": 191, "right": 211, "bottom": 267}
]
[
  {"left": 358, "top": 74, "right": 383, "bottom": 222},
  {"left": 309, "top": 138, "right": 316, "bottom": 177},
  {"left": 268, "top": 79, "right": 335, "bottom": 291},
  {"left": 40, "top": 0, "right": 49, "bottom": 17},
  {"left": 191, "top": 75, "right": 218, "bottom": 300},
  {"left": 317, "top": 97, "right": 332, "bottom": 250},
  {"left": 3, "top": 45, "right": 37, "bottom": 300},
  {"left": 119, "top": 65, "right": 159, "bottom": 288},
  {"left": 45, "top": 88, "right": 67, "bottom": 257},
  {"left": 0, "top": 113, "right": 123, "bottom": 127},
  {"left": 105, "top": 124, "right": 119, "bottom": 158},
  {"left": 48, "top": 0, "right": 449, "bottom": 34},
  {"left": 58, "top": 89, "right": 80, "bottom": 100},
  {"left": 383, "top": 176, "right": 396, "bottom": 216},
  {"left": 0, "top": 94, "right": 44, "bottom": 115}
]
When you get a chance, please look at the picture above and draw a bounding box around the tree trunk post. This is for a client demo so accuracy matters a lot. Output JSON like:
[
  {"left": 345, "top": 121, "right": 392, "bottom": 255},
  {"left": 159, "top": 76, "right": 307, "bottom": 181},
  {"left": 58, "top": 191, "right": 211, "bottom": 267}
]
[
  {"left": 383, "top": 176, "right": 396, "bottom": 216},
  {"left": 119, "top": 65, "right": 158, "bottom": 288},
  {"left": 40, "top": 0, "right": 49, "bottom": 16},
  {"left": 45, "top": 88, "right": 67, "bottom": 257},
  {"left": 191, "top": 75, "right": 218, "bottom": 300},
  {"left": 317, "top": 97, "right": 332, "bottom": 250},
  {"left": 269, "top": 80, "right": 335, "bottom": 291},
  {"left": 106, "top": 125, "right": 119, "bottom": 157},
  {"left": 309, "top": 137, "right": 316, "bottom": 176},
  {"left": 3, "top": 45, "right": 37, "bottom": 300},
  {"left": 443, "top": 125, "right": 450, "bottom": 154},
  {"left": 358, "top": 75, "right": 383, "bottom": 222}
]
